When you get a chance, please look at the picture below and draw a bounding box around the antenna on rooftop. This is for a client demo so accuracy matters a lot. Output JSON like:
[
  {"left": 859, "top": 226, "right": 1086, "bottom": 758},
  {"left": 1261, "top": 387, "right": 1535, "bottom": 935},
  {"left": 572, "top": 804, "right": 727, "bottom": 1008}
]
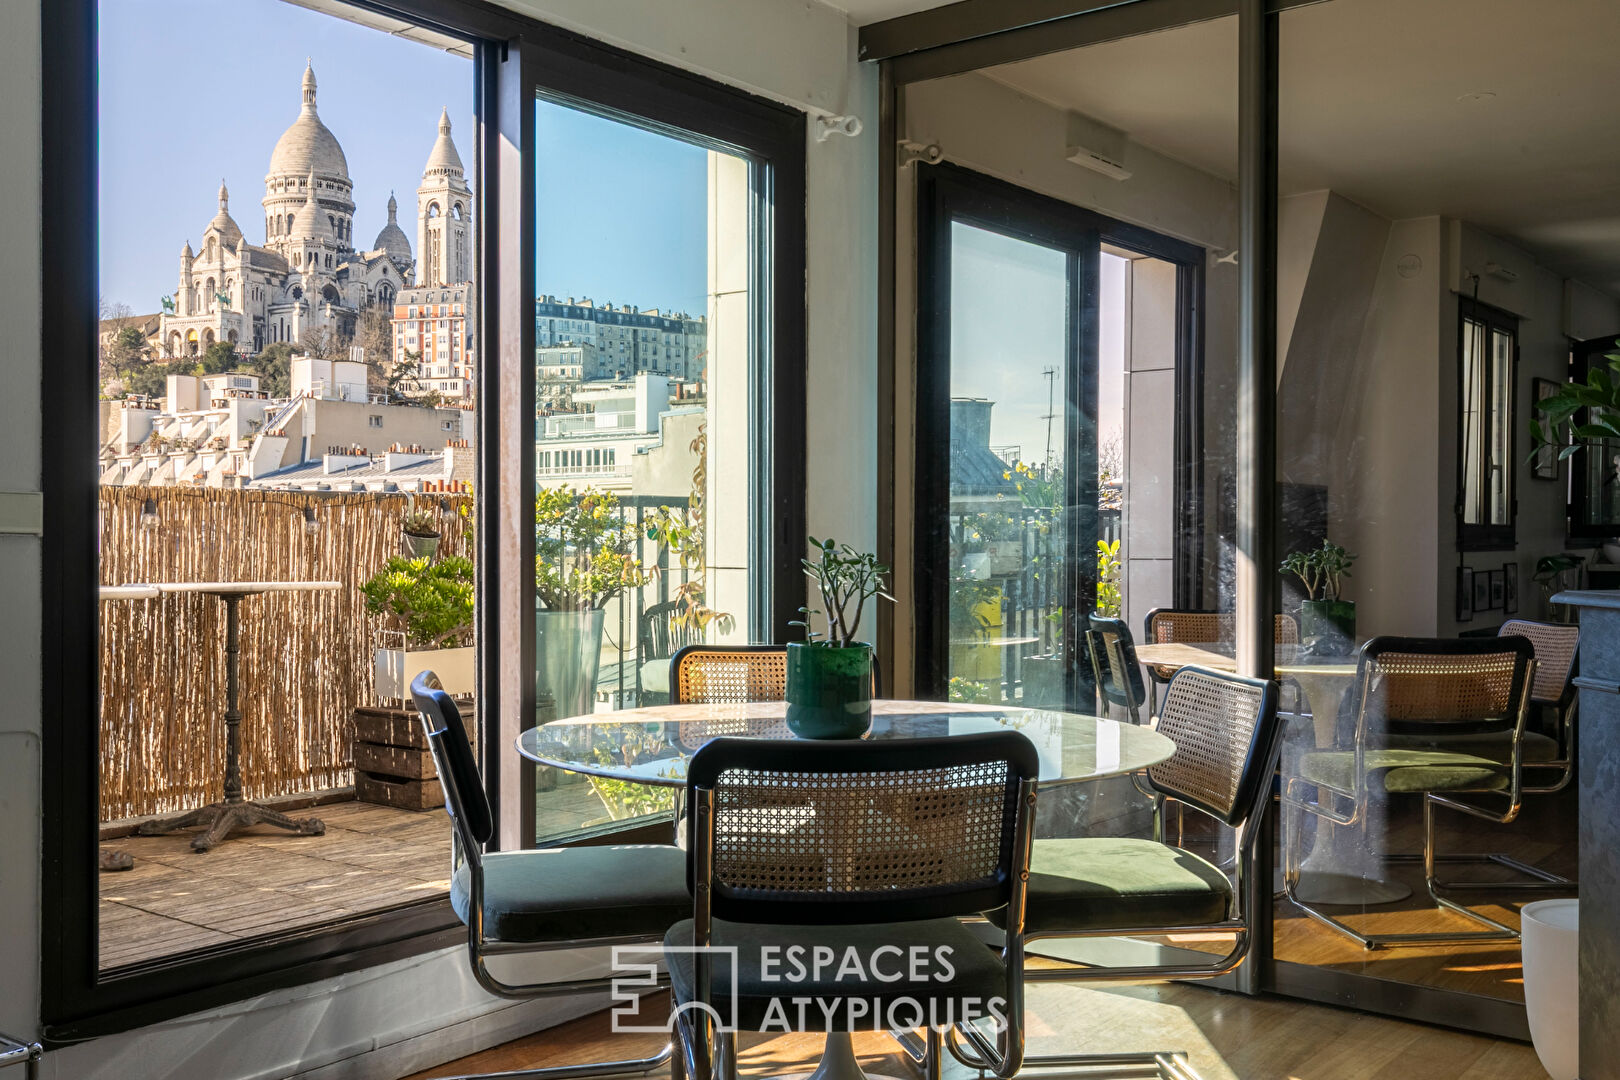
[{"left": 1041, "top": 365, "right": 1058, "bottom": 467}]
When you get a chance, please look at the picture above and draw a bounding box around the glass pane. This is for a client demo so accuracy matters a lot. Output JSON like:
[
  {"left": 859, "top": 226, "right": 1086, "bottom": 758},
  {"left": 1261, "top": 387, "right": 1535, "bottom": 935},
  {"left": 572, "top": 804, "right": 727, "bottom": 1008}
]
[
  {"left": 531, "top": 99, "right": 755, "bottom": 842},
  {"left": 946, "top": 222, "right": 1069, "bottom": 708},
  {"left": 96, "top": 0, "right": 474, "bottom": 968},
  {"left": 1274, "top": 0, "right": 1577, "bottom": 1014},
  {"left": 1490, "top": 327, "right": 1513, "bottom": 524},
  {"left": 1461, "top": 316, "right": 1486, "bottom": 522}
]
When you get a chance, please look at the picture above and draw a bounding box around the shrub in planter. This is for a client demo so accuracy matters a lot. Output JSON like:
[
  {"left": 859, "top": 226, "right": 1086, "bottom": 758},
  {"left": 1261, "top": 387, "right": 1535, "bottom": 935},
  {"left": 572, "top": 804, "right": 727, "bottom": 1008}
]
[{"left": 362, "top": 555, "right": 474, "bottom": 699}]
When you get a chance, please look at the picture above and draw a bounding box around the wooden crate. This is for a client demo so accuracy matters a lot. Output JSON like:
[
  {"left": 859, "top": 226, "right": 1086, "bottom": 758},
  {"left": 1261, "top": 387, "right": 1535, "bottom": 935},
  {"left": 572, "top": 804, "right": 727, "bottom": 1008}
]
[
  {"left": 355, "top": 772, "right": 445, "bottom": 812},
  {"left": 352, "top": 699, "right": 474, "bottom": 810}
]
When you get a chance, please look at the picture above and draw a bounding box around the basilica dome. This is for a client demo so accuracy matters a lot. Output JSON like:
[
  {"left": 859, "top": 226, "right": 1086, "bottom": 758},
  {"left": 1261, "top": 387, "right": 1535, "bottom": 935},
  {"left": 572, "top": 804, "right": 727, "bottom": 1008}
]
[
  {"left": 373, "top": 193, "right": 413, "bottom": 264},
  {"left": 268, "top": 63, "right": 349, "bottom": 182}
]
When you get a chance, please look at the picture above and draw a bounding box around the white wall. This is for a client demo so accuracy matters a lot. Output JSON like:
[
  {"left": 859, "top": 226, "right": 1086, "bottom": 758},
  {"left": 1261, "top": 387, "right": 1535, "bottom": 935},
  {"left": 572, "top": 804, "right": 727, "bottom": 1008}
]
[
  {"left": 7, "top": 0, "right": 878, "bottom": 1074},
  {"left": 0, "top": 0, "right": 42, "bottom": 1047}
]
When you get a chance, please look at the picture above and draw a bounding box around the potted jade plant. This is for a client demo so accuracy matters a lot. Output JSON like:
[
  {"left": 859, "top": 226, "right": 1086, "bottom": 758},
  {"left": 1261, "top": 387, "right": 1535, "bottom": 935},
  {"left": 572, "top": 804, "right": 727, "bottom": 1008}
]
[
  {"left": 786, "top": 536, "right": 894, "bottom": 739},
  {"left": 401, "top": 507, "right": 442, "bottom": 560},
  {"left": 362, "top": 554, "right": 475, "bottom": 702},
  {"left": 1281, "top": 540, "right": 1358, "bottom": 655}
]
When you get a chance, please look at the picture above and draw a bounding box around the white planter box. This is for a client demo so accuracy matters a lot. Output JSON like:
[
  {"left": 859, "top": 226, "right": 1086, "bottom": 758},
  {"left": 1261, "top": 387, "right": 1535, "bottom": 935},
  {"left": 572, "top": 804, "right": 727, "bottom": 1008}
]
[{"left": 375, "top": 644, "right": 475, "bottom": 704}]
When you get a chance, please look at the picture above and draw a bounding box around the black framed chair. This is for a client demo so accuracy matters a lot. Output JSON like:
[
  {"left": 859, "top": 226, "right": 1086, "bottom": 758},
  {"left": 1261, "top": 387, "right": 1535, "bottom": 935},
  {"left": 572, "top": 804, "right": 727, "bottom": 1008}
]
[
  {"left": 671, "top": 643, "right": 881, "bottom": 705},
  {"left": 944, "top": 666, "right": 1281, "bottom": 1080},
  {"left": 670, "top": 644, "right": 788, "bottom": 704},
  {"left": 638, "top": 599, "right": 705, "bottom": 705},
  {"left": 1281, "top": 637, "right": 1544, "bottom": 948},
  {"left": 411, "top": 671, "right": 691, "bottom": 1080},
  {"left": 1086, "top": 615, "right": 1149, "bottom": 725},
  {"left": 666, "top": 731, "right": 1039, "bottom": 1080},
  {"left": 1499, "top": 618, "right": 1580, "bottom": 795},
  {"left": 1141, "top": 608, "right": 1297, "bottom": 716}
]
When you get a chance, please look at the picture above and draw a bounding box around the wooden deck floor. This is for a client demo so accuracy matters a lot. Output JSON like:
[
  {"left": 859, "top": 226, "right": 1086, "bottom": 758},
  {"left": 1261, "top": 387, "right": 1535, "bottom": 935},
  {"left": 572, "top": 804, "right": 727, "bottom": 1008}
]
[{"left": 98, "top": 801, "right": 452, "bottom": 970}]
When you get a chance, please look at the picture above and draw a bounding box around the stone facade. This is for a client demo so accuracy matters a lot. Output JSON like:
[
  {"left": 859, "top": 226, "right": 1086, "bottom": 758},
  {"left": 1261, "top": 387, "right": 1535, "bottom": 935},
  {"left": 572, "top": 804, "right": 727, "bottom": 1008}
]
[{"left": 157, "top": 64, "right": 465, "bottom": 360}]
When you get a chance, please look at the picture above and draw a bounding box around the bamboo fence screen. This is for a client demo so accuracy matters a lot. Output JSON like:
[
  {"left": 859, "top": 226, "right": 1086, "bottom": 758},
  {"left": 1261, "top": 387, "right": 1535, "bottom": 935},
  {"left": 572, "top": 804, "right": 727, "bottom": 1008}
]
[{"left": 98, "top": 486, "right": 473, "bottom": 821}]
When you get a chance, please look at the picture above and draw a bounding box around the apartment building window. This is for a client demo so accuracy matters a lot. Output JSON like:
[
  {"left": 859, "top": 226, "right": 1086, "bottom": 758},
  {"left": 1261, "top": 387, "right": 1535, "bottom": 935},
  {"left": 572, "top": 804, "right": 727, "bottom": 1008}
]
[
  {"left": 368, "top": 415, "right": 383, "bottom": 428},
  {"left": 1457, "top": 298, "right": 1518, "bottom": 550}
]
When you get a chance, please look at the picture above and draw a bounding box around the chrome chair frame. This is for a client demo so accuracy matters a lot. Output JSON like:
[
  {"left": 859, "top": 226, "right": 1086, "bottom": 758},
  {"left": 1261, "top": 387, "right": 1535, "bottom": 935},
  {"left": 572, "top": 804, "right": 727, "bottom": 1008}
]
[
  {"left": 1281, "top": 637, "right": 1541, "bottom": 949},
  {"left": 674, "top": 733, "right": 1038, "bottom": 1080},
  {"left": 411, "top": 672, "right": 675, "bottom": 1080},
  {"left": 0, "top": 1034, "right": 40, "bottom": 1080},
  {"left": 928, "top": 666, "right": 1283, "bottom": 1080}
]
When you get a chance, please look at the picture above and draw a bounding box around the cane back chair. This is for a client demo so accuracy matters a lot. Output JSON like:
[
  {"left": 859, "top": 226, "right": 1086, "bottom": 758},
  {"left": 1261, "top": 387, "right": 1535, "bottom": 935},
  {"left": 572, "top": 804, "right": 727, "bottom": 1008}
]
[
  {"left": 1281, "top": 637, "right": 1546, "bottom": 948},
  {"left": 671, "top": 644, "right": 788, "bottom": 705},
  {"left": 411, "top": 672, "right": 690, "bottom": 1080},
  {"left": 666, "top": 732, "right": 1039, "bottom": 1080},
  {"left": 1499, "top": 619, "right": 1580, "bottom": 795},
  {"left": 942, "top": 666, "right": 1281, "bottom": 1080},
  {"left": 1087, "top": 615, "right": 1149, "bottom": 725},
  {"left": 1142, "top": 608, "right": 1298, "bottom": 715}
]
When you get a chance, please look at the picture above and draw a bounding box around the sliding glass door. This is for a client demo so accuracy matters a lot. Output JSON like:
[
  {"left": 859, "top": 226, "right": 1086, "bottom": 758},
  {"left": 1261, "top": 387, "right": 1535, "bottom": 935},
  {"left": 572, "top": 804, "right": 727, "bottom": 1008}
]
[{"left": 914, "top": 163, "right": 1201, "bottom": 712}]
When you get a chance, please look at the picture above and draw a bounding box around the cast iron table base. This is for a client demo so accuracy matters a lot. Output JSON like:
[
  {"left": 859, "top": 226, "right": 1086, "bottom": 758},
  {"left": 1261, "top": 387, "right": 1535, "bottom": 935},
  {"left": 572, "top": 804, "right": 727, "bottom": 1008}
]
[{"left": 133, "top": 589, "right": 328, "bottom": 852}]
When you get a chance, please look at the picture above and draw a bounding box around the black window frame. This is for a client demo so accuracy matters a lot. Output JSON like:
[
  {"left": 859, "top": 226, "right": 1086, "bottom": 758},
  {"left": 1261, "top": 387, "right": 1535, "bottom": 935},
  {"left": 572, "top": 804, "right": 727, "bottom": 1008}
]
[
  {"left": 41, "top": 0, "right": 805, "bottom": 1040},
  {"left": 1455, "top": 296, "right": 1519, "bottom": 552},
  {"left": 911, "top": 161, "right": 1204, "bottom": 704}
]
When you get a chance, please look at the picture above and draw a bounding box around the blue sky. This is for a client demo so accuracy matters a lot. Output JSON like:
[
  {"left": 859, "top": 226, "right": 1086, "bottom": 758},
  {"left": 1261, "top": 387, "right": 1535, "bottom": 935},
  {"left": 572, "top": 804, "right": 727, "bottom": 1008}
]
[
  {"left": 98, "top": 0, "right": 708, "bottom": 319},
  {"left": 950, "top": 224, "right": 1125, "bottom": 458}
]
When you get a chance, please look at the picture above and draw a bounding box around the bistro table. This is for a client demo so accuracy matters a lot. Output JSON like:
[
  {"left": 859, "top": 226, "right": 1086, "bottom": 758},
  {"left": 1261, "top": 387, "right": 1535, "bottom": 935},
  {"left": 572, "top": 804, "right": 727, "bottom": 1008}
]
[
  {"left": 135, "top": 581, "right": 341, "bottom": 853},
  {"left": 519, "top": 698, "right": 1175, "bottom": 1080},
  {"left": 1133, "top": 642, "right": 1409, "bottom": 905},
  {"left": 98, "top": 585, "right": 163, "bottom": 871}
]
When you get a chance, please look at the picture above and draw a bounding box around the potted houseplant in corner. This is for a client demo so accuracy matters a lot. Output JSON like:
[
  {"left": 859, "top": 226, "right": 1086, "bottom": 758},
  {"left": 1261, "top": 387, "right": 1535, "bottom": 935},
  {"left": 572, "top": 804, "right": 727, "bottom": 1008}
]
[
  {"left": 362, "top": 554, "right": 475, "bottom": 702},
  {"left": 1281, "top": 540, "right": 1358, "bottom": 656},
  {"left": 401, "top": 507, "right": 442, "bottom": 560},
  {"left": 786, "top": 536, "right": 894, "bottom": 739}
]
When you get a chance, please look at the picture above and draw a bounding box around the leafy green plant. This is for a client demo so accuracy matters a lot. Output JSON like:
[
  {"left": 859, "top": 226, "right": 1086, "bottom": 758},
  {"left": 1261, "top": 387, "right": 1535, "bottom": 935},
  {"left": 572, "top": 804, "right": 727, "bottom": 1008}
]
[
  {"left": 948, "top": 676, "right": 994, "bottom": 704},
  {"left": 1280, "top": 540, "right": 1357, "bottom": 602},
  {"left": 534, "top": 486, "right": 657, "bottom": 611},
  {"left": 948, "top": 566, "right": 1002, "bottom": 641},
  {"left": 361, "top": 555, "right": 475, "bottom": 648},
  {"left": 790, "top": 536, "right": 894, "bottom": 648},
  {"left": 1531, "top": 339, "right": 1620, "bottom": 460},
  {"left": 1096, "top": 539, "right": 1122, "bottom": 617}
]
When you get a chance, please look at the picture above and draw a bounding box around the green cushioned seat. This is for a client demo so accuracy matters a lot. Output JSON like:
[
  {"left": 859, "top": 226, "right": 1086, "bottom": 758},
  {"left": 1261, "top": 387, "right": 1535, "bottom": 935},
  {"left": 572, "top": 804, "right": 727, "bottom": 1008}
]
[
  {"left": 1387, "top": 728, "right": 1558, "bottom": 764},
  {"left": 664, "top": 917, "right": 1006, "bottom": 1031},
  {"left": 451, "top": 844, "right": 689, "bottom": 943},
  {"left": 1297, "top": 749, "right": 1509, "bottom": 795},
  {"left": 985, "top": 837, "right": 1232, "bottom": 933}
]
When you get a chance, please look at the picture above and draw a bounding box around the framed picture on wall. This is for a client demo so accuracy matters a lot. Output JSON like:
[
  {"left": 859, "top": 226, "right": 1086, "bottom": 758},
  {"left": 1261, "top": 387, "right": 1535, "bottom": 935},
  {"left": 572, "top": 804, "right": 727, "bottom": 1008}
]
[
  {"left": 1489, "top": 569, "right": 1506, "bottom": 609},
  {"left": 1457, "top": 567, "right": 1474, "bottom": 621},
  {"left": 1473, "top": 570, "right": 1491, "bottom": 613},
  {"left": 1532, "top": 378, "right": 1562, "bottom": 481},
  {"left": 1504, "top": 562, "right": 1519, "bottom": 614}
]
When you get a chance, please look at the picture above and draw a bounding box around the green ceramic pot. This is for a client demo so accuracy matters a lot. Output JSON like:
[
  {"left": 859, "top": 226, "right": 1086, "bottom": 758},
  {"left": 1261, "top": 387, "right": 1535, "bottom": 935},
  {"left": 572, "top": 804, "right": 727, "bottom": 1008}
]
[
  {"left": 785, "top": 641, "right": 873, "bottom": 739},
  {"left": 1301, "top": 599, "right": 1355, "bottom": 657}
]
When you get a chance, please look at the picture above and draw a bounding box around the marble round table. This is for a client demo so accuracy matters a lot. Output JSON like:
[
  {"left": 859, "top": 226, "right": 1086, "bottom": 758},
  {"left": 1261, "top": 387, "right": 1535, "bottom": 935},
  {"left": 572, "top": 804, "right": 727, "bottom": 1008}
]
[
  {"left": 517, "top": 698, "right": 1175, "bottom": 789},
  {"left": 518, "top": 699, "right": 1175, "bottom": 1080}
]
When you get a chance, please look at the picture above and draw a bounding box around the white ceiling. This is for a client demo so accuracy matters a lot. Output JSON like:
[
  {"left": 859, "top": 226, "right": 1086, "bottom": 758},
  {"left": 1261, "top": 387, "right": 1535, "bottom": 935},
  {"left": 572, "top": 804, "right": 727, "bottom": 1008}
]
[
  {"left": 982, "top": 0, "right": 1620, "bottom": 294},
  {"left": 825, "top": 0, "right": 957, "bottom": 26}
]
